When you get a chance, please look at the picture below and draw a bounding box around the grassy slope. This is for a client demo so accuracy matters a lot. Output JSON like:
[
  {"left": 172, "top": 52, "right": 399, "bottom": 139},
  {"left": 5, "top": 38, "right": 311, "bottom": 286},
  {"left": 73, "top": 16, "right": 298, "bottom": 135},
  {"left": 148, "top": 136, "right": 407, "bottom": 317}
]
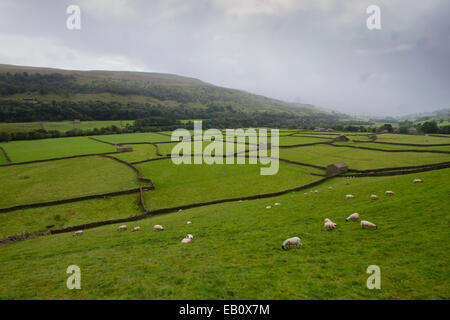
[
  {"left": 0, "top": 121, "right": 134, "bottom": 134},
  {"left": 0, "top": 156, "right": 146, "bottom": 208},
  {"left": 0, "top": 64, "right": 323, "bottom": 116},
  {"left": 0, "top": 169, "right": 448, "bottom": 299},
  {"left": 0, "top": 137, "right": 114, "bottom": 162},
  {"left": 280, "top": 145, "right": 450, "bottom": 170}
]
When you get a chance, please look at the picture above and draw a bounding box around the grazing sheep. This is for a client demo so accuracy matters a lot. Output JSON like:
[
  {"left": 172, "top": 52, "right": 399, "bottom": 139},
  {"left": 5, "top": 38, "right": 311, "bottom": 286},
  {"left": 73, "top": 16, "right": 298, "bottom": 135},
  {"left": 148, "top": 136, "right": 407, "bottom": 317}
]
[
  {"left": 346, "top": 213, "right": 360, "bottom": 221},
  {"left": 186, "top": 234, "right": 193, "bottom": 240},
  {"left": 153, "top": 225, "right": 164, "bottom": 231},
  {"left": 346, "top": 194, "right": 355, "bottom": 199},
  {"left": 178, "top": 209, "right": 183, "bottom": 212},
  {"left": 324, "top": 218, "right": 337, "bottom": 230},
  {"left": 187, "top": 221, "right": 192, "bottom": 225},
  {"left": 181, "top": 237, "right": 192, "bottom": 244},
  {"left": 385, "top": 190, "right": 395, "bottom": 196},
  {"left": 313, "top": 190, "right": 318, "bottom": 193},
  {"left": 132, "top": 226, "right": 141, "bottom": 232},
  {"left": 117, "top": 225, "right": 127, "bottom": 231},
  {"left": 274, "top": 203, "right": 280, "bottom": 206},
  {"left": 361, "top": 220, "right": 377, "bottom": 229},
  {"left": 370, "top": 194, "right": 379, "bottom": 200},
  {"left": 73, "top": 230, "right": 83, "bottom": 236},
  {"left": 266, "top": 205, "right": 272, "bottom": 209},
  {"left": 281, "top": 237, "right": 302, "bottom": 250},
  {"left": 328, "top": 186, "right": 333, "bottom": 190},
  {"left": 413, "top": 179, "right": 423, "bottom": 183}
]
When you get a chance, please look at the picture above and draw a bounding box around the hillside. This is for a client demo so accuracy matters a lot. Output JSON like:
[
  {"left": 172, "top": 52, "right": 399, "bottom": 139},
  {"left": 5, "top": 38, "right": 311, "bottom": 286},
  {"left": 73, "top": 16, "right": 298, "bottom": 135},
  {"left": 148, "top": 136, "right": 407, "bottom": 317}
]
[{"left": 0, "top": 64, "right": 340, "bottom": 118}]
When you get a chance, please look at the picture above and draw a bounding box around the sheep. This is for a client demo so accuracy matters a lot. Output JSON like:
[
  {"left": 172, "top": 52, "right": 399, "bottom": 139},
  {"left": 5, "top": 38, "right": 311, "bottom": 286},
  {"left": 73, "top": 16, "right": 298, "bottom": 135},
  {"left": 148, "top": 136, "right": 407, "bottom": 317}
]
[
  {"left": 274, "top": 203, "right": 280, "bottom": 206},
  {"left": 281, "top": 237, "right": 302, "bottom": 250},
  {"left": 328, "top": 186, "right": 333, "bottom": 190},
  {"left": 153, "top": 225, "right": 164, "bottom": 231},
  {"left": 370, "top": 194, "right": 378, "bottom": 200},
  {"left": 186, "top": 234, "right": 193, "bottom": 240},
  {"left": 266, "top": 205, "right": 272, "bottom": 209},
  {"left": 187, "top": 221, "right": 192, "bottom": 225},
  {"left": 117, "top": 225, "right": 127, "bottom": 231},
  {"left": 346, "top": 194, "right": 355, "bottom": 199},
  {"left": 181, "top": 236, "right": 192, "bottom": 244},
  {"left": 324, "top": 218, "right": 337, "bottom": 230},
  {"left": 132, "top": 226, "right": 141, "bottom": 232},
  {"left": 178, "top": 209, "right": 183, "bottom": 213},
  {"left": 361, "top": 220, "right": 377, "bottom": 229},
  {"left": 385, "top": 190, "right": 395, "bottom": 196},
  {"left": 73, "top": 230, "right": 83, "bottom": 236},
  {"left": 313, "top": 190, "right": 318, "bottom": 193},
  {"left": 413, "top": 179, "right": 423, "bottom": 183},
  {"left": 346, "top": 213, "right": 360, "bottom": 222}
]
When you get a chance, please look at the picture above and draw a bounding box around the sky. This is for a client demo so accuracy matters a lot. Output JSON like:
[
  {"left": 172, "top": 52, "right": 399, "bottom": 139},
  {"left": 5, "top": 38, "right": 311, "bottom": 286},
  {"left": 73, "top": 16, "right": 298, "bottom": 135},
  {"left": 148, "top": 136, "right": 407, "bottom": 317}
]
[{"left": 0, "top": 0, "right": 449, "bottom": 116}]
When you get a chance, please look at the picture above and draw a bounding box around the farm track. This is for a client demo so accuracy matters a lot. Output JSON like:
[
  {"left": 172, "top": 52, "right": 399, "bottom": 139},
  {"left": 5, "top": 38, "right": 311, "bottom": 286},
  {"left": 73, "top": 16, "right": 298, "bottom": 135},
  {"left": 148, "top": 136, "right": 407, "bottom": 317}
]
[{"left": 0, "top": 133, "right": 449, "bottom": 245}]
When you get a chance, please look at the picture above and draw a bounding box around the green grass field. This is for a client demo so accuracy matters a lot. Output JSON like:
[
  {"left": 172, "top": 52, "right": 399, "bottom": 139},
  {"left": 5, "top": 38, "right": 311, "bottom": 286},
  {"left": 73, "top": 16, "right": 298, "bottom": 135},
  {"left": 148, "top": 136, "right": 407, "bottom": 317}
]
[
  {"left": 0, "top": 121, "right": 134, "bottom": 133},
  {"left": 0, "top": 137, "right": 115, "bottom": 163},
  {"left": 0, "top": 130, "right": 448, "bottom": 299}
]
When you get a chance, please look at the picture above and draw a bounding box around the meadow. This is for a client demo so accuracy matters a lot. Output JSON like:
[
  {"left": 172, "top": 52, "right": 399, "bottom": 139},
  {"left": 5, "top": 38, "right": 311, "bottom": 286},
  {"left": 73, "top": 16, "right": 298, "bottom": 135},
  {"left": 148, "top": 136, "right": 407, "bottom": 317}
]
[
  {"left": 0, "top": 130, "right": 448, "bottom": 299},
  {"left": 0, "top": 120, "right": 134, "bottom": 133}
]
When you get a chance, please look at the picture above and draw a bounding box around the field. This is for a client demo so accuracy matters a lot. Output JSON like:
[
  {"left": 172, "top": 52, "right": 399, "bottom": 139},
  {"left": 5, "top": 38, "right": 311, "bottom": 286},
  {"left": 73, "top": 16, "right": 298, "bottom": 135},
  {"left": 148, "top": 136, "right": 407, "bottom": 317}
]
[
  {"left": 0, "top": 121, "right": 134, "bottom": 133},
  {"left": 0, "top": 131, "right": 449, "bottom": 299}
]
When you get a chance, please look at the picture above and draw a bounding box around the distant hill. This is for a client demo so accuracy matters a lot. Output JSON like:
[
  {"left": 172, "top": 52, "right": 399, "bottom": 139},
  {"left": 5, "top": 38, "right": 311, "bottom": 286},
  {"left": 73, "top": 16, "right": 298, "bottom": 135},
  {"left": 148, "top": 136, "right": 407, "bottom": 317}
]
[{"left": 0, "top": 64, "right": 343, "bottom": 118}]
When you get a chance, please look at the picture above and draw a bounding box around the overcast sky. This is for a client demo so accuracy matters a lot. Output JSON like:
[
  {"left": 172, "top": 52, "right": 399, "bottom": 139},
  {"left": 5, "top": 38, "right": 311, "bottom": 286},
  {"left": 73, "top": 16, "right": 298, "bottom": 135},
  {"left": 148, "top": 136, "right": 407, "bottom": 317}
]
[{"left": 0, "top": 0, "right": 449, "bottom": 116}]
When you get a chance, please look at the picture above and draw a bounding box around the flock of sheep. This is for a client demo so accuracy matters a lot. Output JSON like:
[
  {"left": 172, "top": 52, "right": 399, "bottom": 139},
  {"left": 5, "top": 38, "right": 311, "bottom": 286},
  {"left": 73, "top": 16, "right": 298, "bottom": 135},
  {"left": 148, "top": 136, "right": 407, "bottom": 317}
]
[
  {"left": 281, "top": 178, "right": 424, "bottom": 250},
  {"left": 73, "top": 178, "right": 424, "bottom": 251},
  {"left": 73, "top": 222, "right": 194, "bottom": 244}
]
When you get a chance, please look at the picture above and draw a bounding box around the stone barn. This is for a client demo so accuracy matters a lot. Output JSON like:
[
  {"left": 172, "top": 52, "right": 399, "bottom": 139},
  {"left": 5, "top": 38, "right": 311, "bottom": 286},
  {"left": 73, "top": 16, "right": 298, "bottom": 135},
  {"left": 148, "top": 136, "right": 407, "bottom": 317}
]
[
  {"left": 117, "top": 146, "right": 133, "bottom": 153},
  {"left": 326, "top": 162, "right": 349, "bottom": 176},
  {"left": 73, "top": 119, "right": 81, "bottom": 124},
  {"left": 333, "top": 135, "right": 349, "bottom": 142}
]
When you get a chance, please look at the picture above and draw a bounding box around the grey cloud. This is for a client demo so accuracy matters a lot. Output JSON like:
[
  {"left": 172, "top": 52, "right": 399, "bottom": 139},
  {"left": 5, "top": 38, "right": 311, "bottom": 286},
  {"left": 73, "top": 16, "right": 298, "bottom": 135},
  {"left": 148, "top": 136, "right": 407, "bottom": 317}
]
[{"left": 0, "top": 0, "right": 449, "bottom": 116}]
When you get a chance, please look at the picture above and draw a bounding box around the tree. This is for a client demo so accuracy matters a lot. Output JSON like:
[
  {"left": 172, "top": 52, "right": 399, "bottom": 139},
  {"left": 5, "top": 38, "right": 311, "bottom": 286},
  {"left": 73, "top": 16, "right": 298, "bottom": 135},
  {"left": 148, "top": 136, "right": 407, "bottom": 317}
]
[
  {"left": 420, "top": 121, "right": 438, "bottom": 134},
  {"left": 399, "top": 125, "right": 409, "bottom": 134},
  {"left": 379, "top": 123, "right": 393, "bottom": 133},
  {"left": 0, "top": 132, "right": 11, "bottom": 142}
]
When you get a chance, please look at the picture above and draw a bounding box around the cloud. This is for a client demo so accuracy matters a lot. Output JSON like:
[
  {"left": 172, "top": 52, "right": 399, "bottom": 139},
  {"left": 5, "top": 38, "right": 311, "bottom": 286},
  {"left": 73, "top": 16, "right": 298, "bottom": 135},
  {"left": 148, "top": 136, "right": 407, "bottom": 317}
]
[{"left": 0, "top": 33, "right": 148, "bottom": 71}]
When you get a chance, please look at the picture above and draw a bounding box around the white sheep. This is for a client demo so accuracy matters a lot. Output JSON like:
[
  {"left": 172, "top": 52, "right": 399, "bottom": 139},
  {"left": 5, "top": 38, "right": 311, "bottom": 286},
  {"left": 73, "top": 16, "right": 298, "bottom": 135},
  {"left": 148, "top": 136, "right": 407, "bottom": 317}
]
[
  {"left": 266, "top": 205, "right": 272, "bottom": 209},
  {"left": 346, "top": 194, "right": 355, "bottom": 199},
  {"left": 313, "top": 190, "right": 318, "bottom": 193},
  {"left": 385, "top": 190, "right": 395, "bottom": 196},
  {"left": 178, "top": 209, "right": 183, "bottom": 212},
  {"left": 132, "top": 226, "right": 141, "bottom": 232},
  {"left": 186, "top": 234, "right": 193, "bottom": 240},
  {"left": 117, "top": 225, "right": 127, "bottom": 231},
  {"left": 370, "top": 194, "right": 378, "bottom": 200},
  {"left": 153, "top": 225, "right": 164, "bottom": 231},
  {"left": 281, "top": 237, "right": 302, "bottom": 250},
  {"left": 361, "top": 220, "right": 377, "bottom": 229},
  {"left": 181, "top": 237, "right": 192, "bottom": 244},
  {"left": 346, "top": 213, "right": 360, "bottom": 221},
  {"left": 274, "top": 202, "right": 280, "bottom": 206},
  {"left": 328, "top": 186, "right": 333, "bottom": 190},
  {"left": 73, "top": 230, "right": 83, "bottom": 236},
  {"left": 413, "top": 179, "right": 423, "bottom": 183},
  {"left": 324, "top": 218, "right": 337, "bottom": 230},
  {"left": 187, "top": 221, "right": 192, "bottom": 225}
]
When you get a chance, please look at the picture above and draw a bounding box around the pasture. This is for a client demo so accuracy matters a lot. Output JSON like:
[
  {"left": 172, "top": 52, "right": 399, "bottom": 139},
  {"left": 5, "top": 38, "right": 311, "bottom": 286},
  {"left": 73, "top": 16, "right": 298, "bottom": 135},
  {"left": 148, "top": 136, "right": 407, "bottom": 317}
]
[{"left": 0, "top": 131, "right": 448, "bottom": 299}]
